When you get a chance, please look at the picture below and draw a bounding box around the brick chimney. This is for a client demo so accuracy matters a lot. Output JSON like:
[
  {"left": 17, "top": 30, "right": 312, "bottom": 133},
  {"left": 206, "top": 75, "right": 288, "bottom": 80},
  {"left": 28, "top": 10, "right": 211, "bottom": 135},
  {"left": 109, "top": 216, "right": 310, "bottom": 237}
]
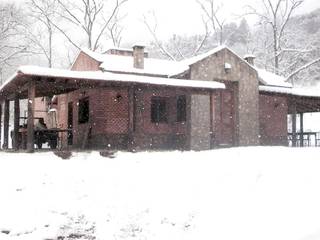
[
  {"left": 133, "top": 45, "right": 145, "bottom": 69},
  {"left": 244, "top": 54, "right": 255, "bottom": 65}
]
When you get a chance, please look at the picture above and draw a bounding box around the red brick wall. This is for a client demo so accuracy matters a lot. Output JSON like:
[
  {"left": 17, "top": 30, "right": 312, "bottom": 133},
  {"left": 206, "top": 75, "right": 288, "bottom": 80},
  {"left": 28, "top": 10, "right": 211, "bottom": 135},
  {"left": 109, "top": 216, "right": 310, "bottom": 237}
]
[
  {"left": 57, "top": 88, "right": 129, "bottom": 149},
  {"left": 134, "top": 87, "right": 188, "bottom": 150},
  {"left": 56, "top": 86, "right": 189, "bottom": 150},
  {"left": 259, "top": 94, "right": 288, "bottom": 145},
  {"left": 71, "top": 51, "right": 101, "bottom": 71}
]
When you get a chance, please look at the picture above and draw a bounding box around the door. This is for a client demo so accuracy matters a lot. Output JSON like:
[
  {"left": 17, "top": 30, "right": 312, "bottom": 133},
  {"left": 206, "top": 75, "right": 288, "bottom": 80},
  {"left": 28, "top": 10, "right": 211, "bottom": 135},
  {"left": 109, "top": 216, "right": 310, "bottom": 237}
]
[
  {"left": 67, "top": 102, "right": 73, "bottom": 145},
  {"left": 220, "top": 90, "right": 235, "bottom": 146}
]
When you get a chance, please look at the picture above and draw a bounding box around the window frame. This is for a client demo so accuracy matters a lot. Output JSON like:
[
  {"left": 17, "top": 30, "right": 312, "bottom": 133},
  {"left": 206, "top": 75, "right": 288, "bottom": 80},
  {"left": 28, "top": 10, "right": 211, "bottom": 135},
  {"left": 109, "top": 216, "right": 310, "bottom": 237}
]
[{"left": 151, "top": 97, "right": 168, "bottom": 124}]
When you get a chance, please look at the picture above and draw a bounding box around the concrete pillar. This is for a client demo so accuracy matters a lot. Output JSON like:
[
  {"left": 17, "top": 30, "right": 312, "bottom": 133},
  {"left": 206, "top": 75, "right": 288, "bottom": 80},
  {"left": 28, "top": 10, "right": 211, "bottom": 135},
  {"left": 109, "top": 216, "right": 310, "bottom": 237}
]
[
  {"left": 190, "top": 94, "right": 211, "bottom": 150},
  {"left": 27, "top": 80, "right": 35, "bottom": 152},
  {"left": 13, "top": 95, "right": 20, "bottom": 151},
  {"left": 3, "top": 100, "right": 9, "bottom": 149}
]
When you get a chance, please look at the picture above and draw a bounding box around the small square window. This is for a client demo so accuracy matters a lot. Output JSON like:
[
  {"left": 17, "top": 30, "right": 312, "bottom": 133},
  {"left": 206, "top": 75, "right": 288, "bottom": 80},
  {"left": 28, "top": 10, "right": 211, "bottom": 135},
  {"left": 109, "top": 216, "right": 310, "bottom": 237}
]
[
  {"left": 151, "top": 97, "right": 168, "bottom": 123},
  {"left": 78, "top": 97, "right": 89, "bottom": 124}
]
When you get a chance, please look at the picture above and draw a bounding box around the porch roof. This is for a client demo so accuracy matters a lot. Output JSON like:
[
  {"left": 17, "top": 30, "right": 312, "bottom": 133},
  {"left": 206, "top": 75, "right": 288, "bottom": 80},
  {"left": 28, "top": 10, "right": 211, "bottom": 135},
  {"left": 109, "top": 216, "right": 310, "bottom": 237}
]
[
  {"left": 260, "top": 85, "right": 320, "bottom": 113},
  {"left": 0, "top": 65, "right": 225, "bottom": 101},
  {"left": 259, "top": 85, "right": 320, "bottom": 98}
]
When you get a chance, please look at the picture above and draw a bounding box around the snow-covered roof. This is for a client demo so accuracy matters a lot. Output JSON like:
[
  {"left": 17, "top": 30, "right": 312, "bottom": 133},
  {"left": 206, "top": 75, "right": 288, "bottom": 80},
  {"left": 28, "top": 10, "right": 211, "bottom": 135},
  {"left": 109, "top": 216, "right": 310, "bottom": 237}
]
[
  {"left": 243, "top": 54, "right": 256, "bottom": 59},
  {"left": 82, "top": 46, "right": 292, "bottom": 89},
  {"left": 181, "top": 45, "right": 227, "bottom": 66},
  {"left": 81, "top": 48, "right": 189, "bottom": 77},
  {"left": 256, "top": 68, "right": 292, "bottom": 88},
  {"left": 104, "top": 46, "right": 149, "bottom": 53},
  {"left": 259, "top": 85, "right": 320, "bottom": 98},
  {"left": 0, "top": 66, "right": 225, "bottom": 93}
]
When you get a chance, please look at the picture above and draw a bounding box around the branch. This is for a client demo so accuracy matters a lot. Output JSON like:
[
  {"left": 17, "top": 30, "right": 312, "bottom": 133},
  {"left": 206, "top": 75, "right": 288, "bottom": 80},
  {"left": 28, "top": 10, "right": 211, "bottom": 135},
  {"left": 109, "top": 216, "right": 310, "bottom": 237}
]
[
  {"left": 192, "top": 17, "right": 209, "bottom": 55},
  {"left": 286, "top": 57, "right": 320, "bottom": 81},
  {"left": 142, "top": 13, "right": 176, "bottom": 61},
  {"left": 93, "top": 0, "right": 128, "bottom": 51}
]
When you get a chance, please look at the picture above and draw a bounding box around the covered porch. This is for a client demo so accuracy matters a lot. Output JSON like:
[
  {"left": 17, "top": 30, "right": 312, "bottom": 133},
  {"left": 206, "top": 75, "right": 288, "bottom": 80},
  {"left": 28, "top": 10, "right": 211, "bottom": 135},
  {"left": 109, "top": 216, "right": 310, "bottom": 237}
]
[
  {"left": 0, "top": 66, "right": 224, "bottom": 152},
  {"left": 288, "top": 95, "right": 320, "bottom": 147},
  {"left": 259, "top": 85, "right": 320, "bottom": 147}
]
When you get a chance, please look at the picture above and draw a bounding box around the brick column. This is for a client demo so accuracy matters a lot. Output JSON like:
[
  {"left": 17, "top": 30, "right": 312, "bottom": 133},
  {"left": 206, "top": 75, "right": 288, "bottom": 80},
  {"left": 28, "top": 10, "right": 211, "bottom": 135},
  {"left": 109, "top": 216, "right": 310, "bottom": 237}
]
[
  {"left": 13, "top": 95, "right": 20, "bottom": 151},
  {"left": 0, "top": 102, "right": 2, "bottom": 149},
  {"left": 3, "top": 100, "right": 9, "bottom": 149},
  {"left": 27, "top": 80, "right": 35, "bottom": 152},
  {"left": 128, "top": 86, "right": 135, "bottom": 150}
]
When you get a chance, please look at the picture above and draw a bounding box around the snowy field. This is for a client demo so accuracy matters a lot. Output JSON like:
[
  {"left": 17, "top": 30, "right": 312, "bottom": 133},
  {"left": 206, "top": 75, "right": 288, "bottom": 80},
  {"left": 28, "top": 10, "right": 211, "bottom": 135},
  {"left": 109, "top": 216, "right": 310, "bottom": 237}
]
[{"left": 1, "top": 147, "right": 320, "bottom": 240}]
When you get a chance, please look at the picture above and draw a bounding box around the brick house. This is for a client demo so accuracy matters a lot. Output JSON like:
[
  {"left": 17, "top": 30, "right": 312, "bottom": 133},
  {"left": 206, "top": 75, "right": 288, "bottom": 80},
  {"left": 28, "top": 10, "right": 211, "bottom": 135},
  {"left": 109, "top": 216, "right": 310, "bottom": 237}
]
[{"left": 0, "top": 45, "right": 319, "bottom": 151}]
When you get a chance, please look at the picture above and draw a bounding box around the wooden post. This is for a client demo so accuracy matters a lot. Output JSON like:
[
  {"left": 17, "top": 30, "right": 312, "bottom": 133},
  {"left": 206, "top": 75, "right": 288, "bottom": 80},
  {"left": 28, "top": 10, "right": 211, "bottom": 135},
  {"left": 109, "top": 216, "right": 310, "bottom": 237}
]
[
  {"left": 3, "top": 100, "right": 9, "bottom": 149},
  {"left": 27, "top": 80, "right": 35, "bottom": 152},
  {"left": 13, "top": 95, "right": 20, "bottom": 151},
  {"left": 292, "top": 102, "right": 297, "bottom": 147},
  {"left": 209, "top": 92, "right": 214, "bottom": 149},
  {"left": 128, "top": 86, "right": 135, "bottom": 150},
  {"left": 300, "top": 112, "right": 304, "bottom": 147},
  {"left": 0, "top": 102, "right": 2, "bottom": 150}
]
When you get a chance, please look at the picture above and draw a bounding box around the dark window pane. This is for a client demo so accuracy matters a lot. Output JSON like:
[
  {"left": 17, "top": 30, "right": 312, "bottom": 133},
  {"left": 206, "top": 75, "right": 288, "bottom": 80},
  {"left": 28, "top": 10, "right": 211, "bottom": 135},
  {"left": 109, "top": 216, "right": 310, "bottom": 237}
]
[
  {"left": 177, "top": 95, "right": 186, "bottom": 122},
  {"left": 78, "top": 97, "right": 89, "bottom": 124},
  {"left": 151, "top": 97, "right": 168, "bottom": 123}
]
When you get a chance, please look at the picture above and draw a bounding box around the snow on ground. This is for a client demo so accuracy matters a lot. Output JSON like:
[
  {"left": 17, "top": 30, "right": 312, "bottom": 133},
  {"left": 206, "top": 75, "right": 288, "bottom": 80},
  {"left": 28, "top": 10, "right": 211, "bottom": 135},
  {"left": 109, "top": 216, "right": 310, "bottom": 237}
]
[{"left": 1, "top": 147, "right": 320, "bottom": 240}]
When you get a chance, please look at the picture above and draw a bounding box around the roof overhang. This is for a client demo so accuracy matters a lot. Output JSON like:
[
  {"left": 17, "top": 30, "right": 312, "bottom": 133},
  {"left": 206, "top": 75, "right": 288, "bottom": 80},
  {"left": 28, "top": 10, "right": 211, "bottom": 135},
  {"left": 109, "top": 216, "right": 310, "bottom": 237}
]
[
  {"left": 259, "top": 85, "right": 320, "bottom": 113},
  {"left": 0, "top": 66, "right": 225, "bottom": 101}
]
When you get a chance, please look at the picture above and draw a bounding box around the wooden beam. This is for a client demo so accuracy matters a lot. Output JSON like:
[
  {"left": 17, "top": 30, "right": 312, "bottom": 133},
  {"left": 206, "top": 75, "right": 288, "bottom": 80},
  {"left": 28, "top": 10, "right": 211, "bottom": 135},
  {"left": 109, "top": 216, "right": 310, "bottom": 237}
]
[
  {"left": 0, "top": 102, "right": 2, "bottom": 150},
  {"left": 13, "top": 95, "right": 20, "bottom": 151},
  {"left": 299, "top": 113, "right": 304, "bottom": 147},
  {"left": 27, "top": 80, "right": 35, "bottom": 152},
  {"left": 210, "top": 92, "right": 214, "bottom": 149},
  {"left": 128, "top": 86, "right": 135, "bottom": 150},
  {"left": 292, "top": 100, "right": 297, "bottom": 147},
  {"left": 3, "top": 100, "right": 9, "bottom": 150}
]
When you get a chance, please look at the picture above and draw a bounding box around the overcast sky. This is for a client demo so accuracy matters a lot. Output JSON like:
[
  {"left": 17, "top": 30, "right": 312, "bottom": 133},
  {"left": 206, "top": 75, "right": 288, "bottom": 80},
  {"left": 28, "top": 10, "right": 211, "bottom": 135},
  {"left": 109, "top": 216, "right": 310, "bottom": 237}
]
[
  {"left": 122, "top": 0, "right": 320, "bottom": 44},
  {"left": 3, "top": 0, "right": 320, "bottom": 47}
]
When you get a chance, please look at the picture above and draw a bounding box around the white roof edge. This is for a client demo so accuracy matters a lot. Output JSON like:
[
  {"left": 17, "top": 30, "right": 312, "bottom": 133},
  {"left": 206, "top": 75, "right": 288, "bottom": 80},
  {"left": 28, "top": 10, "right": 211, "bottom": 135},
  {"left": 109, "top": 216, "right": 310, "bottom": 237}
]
[
  {"left": 69, "top": 48, "right": 82, "bottom": 70},
  {"left": 259, "top": 85, "right": 320, "bottom": 98},
  {"left": 179, "top": 45, "right": 257, "bottom": 76},
  {"left": 0, "top": 71, "right": 19, "bottom": 92},
  {"left": 243, "top": 54, "right": 256, "bottom": 59},
  {"left": 104, "top": 46, "right": 149, "bottom": 53},
  {"left": 81, "top": 48, "right": 105, "bottom": 62},
  {"left": 1, "top": 66, "right": 225, "bottom": 92},
  {"left": 255, "top": 67, "right": 293, "bottom": 88}
]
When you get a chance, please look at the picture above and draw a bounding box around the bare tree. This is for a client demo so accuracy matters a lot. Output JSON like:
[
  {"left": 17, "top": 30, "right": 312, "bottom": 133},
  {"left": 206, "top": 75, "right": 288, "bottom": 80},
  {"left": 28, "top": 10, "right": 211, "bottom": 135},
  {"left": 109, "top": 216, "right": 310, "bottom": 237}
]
[
  {"left": 53, "top": 0, "right": 129, "bottom": 51},
  {"left": 26, "top": 0, "right": 57, "bottom": 68},
  {"left": 142, "top": 11, "right": 209, "bottom": 61},
  {"left": 244, "top": 0, "right": 304, "bottom": 73},
  {"left": 0, "top": 3, "right": 34, "bottom": 83},
  {"left": 196, "top": 0, "right": 225, "bottom": 45},
  {"left": 142, "top": 12, "right": 177, "bottom": 61}
]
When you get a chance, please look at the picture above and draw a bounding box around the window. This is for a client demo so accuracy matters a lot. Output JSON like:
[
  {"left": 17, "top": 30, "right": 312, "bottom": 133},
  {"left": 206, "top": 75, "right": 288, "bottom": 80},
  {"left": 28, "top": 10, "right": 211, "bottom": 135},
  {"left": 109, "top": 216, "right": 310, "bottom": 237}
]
[
  {"left": 78, "top": 97, "right": 89, "bottom": 124},
  {"left": 151, "top": 97, "right": 168, "bottom": 123},
  {"left": 177, "top": 95, "right": 186, "bottom": 122}
]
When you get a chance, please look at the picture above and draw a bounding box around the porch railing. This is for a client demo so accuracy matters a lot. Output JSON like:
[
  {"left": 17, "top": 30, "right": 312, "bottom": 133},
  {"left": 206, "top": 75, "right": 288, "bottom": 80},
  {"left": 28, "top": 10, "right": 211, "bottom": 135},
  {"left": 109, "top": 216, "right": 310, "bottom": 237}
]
[{"left": 288, "top": 132, "right": 320, "bottom": 147}]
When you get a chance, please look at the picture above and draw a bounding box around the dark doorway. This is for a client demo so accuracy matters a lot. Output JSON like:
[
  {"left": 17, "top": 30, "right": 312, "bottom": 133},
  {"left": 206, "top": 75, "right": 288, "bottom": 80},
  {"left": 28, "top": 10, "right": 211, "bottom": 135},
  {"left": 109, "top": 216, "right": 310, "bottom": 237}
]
[{"left": 68, "top": 102, "right": 73, "bottom": 145}]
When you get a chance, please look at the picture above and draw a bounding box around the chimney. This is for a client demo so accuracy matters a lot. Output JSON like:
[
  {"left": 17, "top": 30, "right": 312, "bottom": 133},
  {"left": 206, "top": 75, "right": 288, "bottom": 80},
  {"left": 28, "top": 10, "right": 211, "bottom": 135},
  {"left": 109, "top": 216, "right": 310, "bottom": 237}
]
[
  {"left": 244, "top": 54, "right": 255, "bottom": 65},
  {"left": 133, "top": 45, "right": 145, "bottom": 69}
]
